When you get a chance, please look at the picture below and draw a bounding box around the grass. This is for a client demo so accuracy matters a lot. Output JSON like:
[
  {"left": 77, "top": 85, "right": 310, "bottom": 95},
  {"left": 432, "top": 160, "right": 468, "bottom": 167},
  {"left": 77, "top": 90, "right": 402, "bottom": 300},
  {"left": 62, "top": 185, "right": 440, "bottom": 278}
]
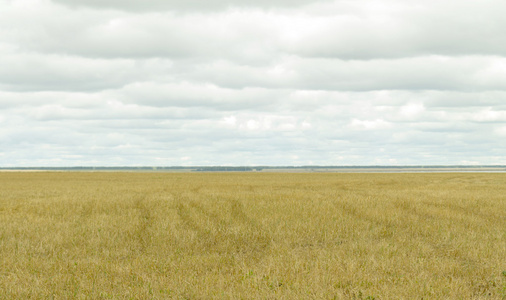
[{"left": 0, "top": 172, "right": 505, "bottom": 299}]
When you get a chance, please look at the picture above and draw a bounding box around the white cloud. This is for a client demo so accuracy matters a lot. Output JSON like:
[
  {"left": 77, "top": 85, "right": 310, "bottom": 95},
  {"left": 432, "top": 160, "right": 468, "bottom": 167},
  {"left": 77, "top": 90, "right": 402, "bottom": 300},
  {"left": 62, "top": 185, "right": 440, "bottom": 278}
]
[
  {"left": 495, "top": 126, "right": 506, "bottom": 136},
  {"left": 349, "top": 119, "right": 392, "bottom": 131},
  {"left": 473, "top": 109, "right": 506, "bottom": 123},
  {"left": 222, "top": 115, "right": 237, "bottom": 126},
  {"left": 399, "top": 103, "right": 425, "bottom": 118}
]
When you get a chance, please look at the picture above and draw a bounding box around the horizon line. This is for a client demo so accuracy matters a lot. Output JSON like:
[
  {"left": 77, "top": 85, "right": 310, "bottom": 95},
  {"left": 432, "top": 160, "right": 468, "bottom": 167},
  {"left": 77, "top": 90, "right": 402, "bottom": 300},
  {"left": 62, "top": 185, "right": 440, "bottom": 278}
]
[{"left": 2, "top": 165, "right": 506, "bottom": 169}]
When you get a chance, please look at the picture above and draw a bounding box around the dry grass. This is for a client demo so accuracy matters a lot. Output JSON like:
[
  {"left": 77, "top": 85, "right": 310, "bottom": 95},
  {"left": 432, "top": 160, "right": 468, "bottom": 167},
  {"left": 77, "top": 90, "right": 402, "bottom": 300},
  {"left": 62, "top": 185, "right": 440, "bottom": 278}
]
[{"left": 0, "top": 172, "right": 505, "bottom": 299}]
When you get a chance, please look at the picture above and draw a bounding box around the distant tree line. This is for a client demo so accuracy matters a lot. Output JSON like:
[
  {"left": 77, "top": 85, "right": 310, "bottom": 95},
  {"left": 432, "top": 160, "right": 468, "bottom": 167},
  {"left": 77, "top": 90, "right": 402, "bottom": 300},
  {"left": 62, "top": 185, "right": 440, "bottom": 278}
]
[
  {"left": 194, "top": 167, "right": 260, "bottom": 172},
  {"left": 1, "top": 165, "right": 505, "bottom": 171}
]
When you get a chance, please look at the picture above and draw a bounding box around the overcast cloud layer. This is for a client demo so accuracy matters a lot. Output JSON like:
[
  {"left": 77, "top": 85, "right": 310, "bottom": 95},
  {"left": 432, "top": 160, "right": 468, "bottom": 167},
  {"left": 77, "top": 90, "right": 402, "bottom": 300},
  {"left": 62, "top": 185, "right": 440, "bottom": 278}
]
[{"left": 1, "top": 0, "right": 506, "bottom": 166}]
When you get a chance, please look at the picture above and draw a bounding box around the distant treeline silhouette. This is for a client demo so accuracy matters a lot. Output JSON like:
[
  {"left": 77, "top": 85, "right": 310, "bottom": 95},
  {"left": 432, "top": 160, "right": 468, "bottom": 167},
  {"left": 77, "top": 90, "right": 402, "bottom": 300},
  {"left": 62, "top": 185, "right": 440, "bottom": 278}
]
[{"left": 1, "top": 165, "right": 505, "bottom": 172}]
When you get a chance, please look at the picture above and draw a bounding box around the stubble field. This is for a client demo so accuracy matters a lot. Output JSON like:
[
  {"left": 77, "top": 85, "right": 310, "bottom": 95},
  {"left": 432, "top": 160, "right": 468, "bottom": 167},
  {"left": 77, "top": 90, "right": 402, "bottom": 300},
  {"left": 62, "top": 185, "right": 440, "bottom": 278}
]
[{"left": 0, "top": 172, "right": 505, "bottom": 299}]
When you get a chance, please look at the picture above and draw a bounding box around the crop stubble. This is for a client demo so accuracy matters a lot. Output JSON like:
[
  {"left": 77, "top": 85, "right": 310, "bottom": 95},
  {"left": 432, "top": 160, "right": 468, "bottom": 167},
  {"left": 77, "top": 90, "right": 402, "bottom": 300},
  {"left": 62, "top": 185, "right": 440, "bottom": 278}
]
[{"left": 0, "top": 172, "right": 505, "bottom": 298}]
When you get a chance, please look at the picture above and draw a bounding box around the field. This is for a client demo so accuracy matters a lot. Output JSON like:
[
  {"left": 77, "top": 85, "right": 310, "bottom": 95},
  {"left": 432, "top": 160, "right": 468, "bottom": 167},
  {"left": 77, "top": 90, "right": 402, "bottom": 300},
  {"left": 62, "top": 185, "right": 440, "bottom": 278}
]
[{"left": 0, "top": 172, "right": 505, "bottom": 299}]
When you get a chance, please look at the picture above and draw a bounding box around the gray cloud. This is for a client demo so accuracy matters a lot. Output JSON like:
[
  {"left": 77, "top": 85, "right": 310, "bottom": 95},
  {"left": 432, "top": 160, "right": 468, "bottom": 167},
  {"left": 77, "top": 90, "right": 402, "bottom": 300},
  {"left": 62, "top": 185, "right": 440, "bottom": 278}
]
[
  {"left": 286, "top": 1, "right": 506, "bottom": 59},
  {"left": 180, "top": 56, "right": 506, "bottom": 91},
  {"left": 0, "top": 52, "right": 146, "bottom": 92},
  {"left": 50, "top": 0, "right": 328, "bottom": 11},
  {"left": 3, "top": 0, "right": 503, "bottom": 61},
  {"left": 116, "top": 82, "right": 285, "bottom": 110}
]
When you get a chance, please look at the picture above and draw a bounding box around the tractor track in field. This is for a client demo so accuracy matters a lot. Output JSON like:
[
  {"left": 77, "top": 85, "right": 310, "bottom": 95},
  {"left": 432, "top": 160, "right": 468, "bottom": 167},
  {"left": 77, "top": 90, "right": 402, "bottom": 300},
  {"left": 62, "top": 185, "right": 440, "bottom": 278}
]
[{"left": 174, "top": 193, "right": 271, "bottom": 259}]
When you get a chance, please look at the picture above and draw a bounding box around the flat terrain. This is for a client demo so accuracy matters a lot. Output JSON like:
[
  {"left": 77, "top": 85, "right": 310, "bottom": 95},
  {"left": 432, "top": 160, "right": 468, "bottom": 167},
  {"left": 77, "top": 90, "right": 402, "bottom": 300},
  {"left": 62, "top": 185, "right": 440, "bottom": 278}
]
[{"left": 0, "top": 172, "right": 505, "bottom": 299}]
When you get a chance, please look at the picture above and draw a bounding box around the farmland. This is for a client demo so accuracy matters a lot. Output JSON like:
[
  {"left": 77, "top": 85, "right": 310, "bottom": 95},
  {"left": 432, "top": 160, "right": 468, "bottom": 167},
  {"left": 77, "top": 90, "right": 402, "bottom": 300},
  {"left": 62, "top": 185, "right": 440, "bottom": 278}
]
[{"left": 0, "top": 172, "right": 505, "bottom": 298}]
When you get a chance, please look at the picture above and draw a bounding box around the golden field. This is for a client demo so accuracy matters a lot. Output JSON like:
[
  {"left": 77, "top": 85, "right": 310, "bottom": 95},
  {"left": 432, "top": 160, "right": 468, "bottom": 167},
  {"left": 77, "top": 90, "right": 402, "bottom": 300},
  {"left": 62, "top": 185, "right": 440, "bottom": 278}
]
[{"left": 0, "top": 172, "right": 505, "bottom": 299}]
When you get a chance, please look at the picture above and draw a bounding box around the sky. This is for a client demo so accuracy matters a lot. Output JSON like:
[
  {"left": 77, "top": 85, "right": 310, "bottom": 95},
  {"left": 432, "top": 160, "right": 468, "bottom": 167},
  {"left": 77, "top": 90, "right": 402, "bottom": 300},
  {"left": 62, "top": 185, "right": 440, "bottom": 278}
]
[{"left": 1, "top": 0, "right": 506, "bottom": 167}]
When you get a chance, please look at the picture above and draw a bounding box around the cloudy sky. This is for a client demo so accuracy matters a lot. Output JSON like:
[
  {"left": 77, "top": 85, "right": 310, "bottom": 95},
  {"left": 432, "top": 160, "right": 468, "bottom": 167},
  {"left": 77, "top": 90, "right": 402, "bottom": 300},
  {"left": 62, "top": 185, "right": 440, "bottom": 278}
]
[{"left": 1, "top": 0, "right": 506, "bottom": 166}]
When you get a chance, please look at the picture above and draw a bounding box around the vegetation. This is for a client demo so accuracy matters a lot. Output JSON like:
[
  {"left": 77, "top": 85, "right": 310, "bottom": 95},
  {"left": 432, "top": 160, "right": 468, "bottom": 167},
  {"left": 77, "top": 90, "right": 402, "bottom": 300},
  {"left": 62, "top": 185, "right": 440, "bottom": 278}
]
[{"left": 0, "top": 172, "right": 505, "bottom": 298}]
